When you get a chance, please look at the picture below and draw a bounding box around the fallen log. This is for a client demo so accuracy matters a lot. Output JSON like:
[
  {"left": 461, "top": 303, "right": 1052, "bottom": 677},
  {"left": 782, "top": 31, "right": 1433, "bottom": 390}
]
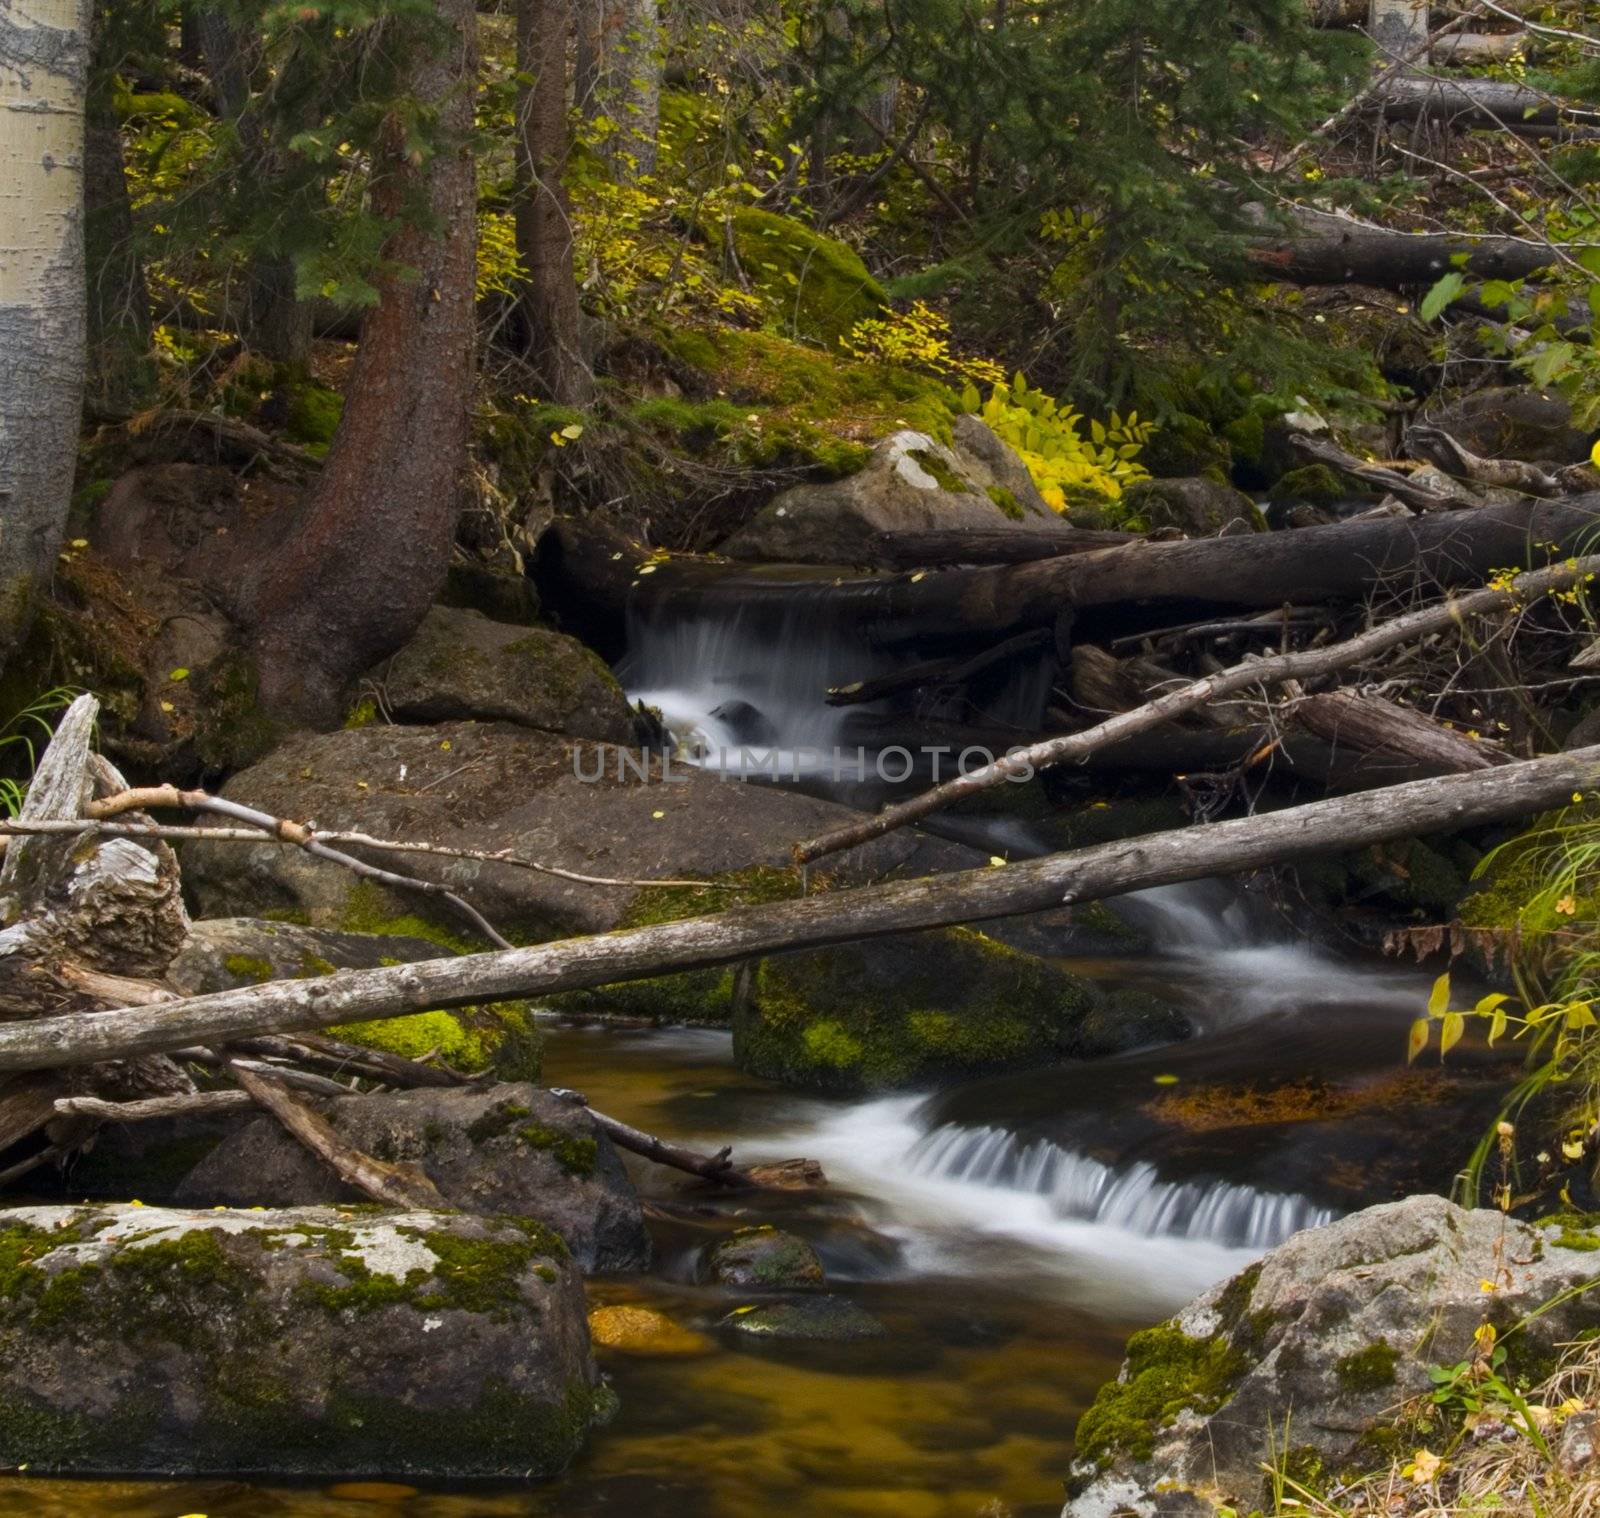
[
  {"left": 1433, "top": 32, "right": 1528, "bottom": 64},
  {"left": 867, "top": 527, "right": 1140, "bottom": 569},
  {"left": 1404, "top": 425, "right": 1563, "bottom": 497},
  {"left": 1249, "top": 207, "right": 1573, "bottom": 287},
  {"left": 826, "top": 628, "right": 1053, "bottom": 706},
  {"left": 4, "top": 747, "right": 1600, "bottom": 1074},
  {"left": 1292, "top": 690, "right": 1509, "bottom": 773},
  {"left": 793, "top": 553, "right": 1600, "bottom": 863},
  {"left": 1288, "top": 434, "right": 1468, "bottom": 512},
  {"left": 1376, "top": 76, "right": 1600, "bottom": 134},
  {"left": 548, "top": 499, "right": 1600, "bottom": 651}
]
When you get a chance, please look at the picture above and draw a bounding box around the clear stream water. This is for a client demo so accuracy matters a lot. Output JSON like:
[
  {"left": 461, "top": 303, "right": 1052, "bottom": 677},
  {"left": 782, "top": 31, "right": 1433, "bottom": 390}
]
[{"left": 0, "top": 590, "right": 1513, "bottom": 1517}]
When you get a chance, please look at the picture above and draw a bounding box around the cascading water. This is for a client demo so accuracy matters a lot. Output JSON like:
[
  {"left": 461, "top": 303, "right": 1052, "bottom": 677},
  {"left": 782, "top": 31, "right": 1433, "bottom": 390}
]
[{"left": 615, "top": 580, "right": 1445, "bottom": 1283}]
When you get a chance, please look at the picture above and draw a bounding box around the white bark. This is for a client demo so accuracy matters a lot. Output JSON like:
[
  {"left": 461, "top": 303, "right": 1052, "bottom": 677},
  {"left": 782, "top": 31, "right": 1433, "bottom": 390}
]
[
  {"left": 1369, "top": 0, "right": 1428, "bottom": 55},
  {"left": 0, "top": 0, "right": 90, "bottom": 669}
]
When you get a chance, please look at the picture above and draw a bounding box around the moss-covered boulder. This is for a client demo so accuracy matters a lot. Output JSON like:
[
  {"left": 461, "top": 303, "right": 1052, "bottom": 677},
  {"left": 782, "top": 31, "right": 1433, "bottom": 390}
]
[
  {"left": 373, "top": 605, "right": 636, "bottom": 743},
  {"left": 174, "top": 1084, "right": 649, "bottom": 1274},
  {"left": 0, "top": 1203, "right": 601, "bottom": 1478},
  {"left": 1066, "top": 1197, "right": 1600, "bottom": 1516},
  {"left": 168, "top": 916, "right": 542, "bottom": 1080},
  {"left": 1121, "top": 476, "right": 1262, "bottom": 537},
  {"left": 703, "top": 1226, "right": 825, "bottom": 1289},
  {"left": 723, "top": 207, "right": 886, "bottom": 347},
  {"left": 732, "top": 926, "right": 1154, "bottom": 1093},
  {"left": 719, "top": 420, "right": 1072, "bottom": 566},
  {"left": 1420, "top": 385, "right": 1593, "bottom": 465}
]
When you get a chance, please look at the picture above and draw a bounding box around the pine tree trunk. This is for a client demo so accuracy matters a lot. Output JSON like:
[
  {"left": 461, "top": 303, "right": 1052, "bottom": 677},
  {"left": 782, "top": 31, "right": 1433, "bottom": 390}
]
[
  {"left": 85, "top": 17, "right": 152, "bottom": 412},
  {"left": 241, "top": 0, "right": 480, "bottom": 724},
  {"left": 574, "top": 0, "right": 660, "bottom": 179},
  {"left": 0, "top": 0, "right": 92, "bottom": 674},
  {"left": 516, "top": 0, "right": 594, "bottom": 404}
]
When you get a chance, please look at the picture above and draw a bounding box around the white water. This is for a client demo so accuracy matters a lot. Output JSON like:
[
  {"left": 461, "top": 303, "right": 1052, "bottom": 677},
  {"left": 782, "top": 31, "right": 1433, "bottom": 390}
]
[{"left": 614, "top": 592, "right": 1433, "bottom": 1310}]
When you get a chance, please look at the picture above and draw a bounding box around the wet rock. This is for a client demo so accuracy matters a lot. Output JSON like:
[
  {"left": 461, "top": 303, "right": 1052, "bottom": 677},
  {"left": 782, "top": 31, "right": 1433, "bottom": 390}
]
[
  {"left": 1121, "top": 477, "right": 1261, "bottom": 537},
  {"left": 1066, "top": 1196, "right": 1600, "bottom": 1516},
  {"left": 719, "top": 421, "right": 1071, "bottom": 567},
  {"left": 703, "top": 1226, "right": 825, "bottom": 1289},
  {"left": 1420, "top": 385, "right": 1593, "bottom": 465},
  {"left": 372, "top": 604, "right": 637, "bottom": 742},
  {"left": 0, "top": 1203, "right": 600, "bottom": 1478},
  {"left": 720, "top": 1296, "right": 886, "bottom": 1341},
  {"left": 181, "top": 721, "right": 967, "bottom": 942},
  {"left": 588, "top": 1303, "right": 714, "bottom": 1358},
  {"left": 167, "top": 916, "right": 541, "bottom": 1079},
  {"left": 173, "top": 1084, "right": 650, "bottom": 1273},
  {"left": 733, "top": 926, "right": 1171, "bottom": 1093}
]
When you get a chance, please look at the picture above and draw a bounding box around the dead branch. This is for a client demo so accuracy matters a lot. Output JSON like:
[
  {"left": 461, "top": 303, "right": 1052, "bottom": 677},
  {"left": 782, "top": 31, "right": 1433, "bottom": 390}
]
[
  {"left": 1404, "top": 425, "right": 1564, "bottom": 497},
  {"left": 1288, "top": 434, "right": 1471, "bottom": 511},
  {"left": 792, "top": 554, "right": 1600, "bottom": 865},
  {"left": 231, "top": 1063, "right": 449, "bottom": 1210},
  {"left": 4, "top": 746, "right": 1600, "bottom": 1075}
]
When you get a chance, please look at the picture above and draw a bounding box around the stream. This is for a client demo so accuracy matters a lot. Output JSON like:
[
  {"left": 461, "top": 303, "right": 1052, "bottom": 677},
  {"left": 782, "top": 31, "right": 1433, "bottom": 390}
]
[{"left": 0, "top": 584, "right": 1517, "bottom": 1517}]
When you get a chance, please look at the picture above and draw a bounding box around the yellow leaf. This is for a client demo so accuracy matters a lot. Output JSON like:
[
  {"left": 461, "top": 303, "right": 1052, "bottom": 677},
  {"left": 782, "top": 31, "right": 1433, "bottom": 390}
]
[
  {"left": 168, "top": 667, "right": 190, "bottom": 682},
  {"left": 1440, "top": 1011, "right": 1465, "bottom": 1056},
  {"left": 559, "top": 423, "right": 584, "bottom": 440},
  {"left": 1556, "top": 894, "right": 1578, "bottom": 916},
  {"left": 1489, "top": 1009, "right": 1508, "bottom": 1045},
  {"left": 988, "top": 855, "right": 1006, "bottom": 867},
  {"left": 1407, "top": 1018, "right": 1431, "bottom": 1064},
  {"left": 1428, "top": 972, "right": 1451, "bottom": 1017},
  {"left": 651, "top": 810, "right": 665, "bottom": 819},
  {"left": 1152, "top": 1074, "right": 1179, "bottom": 1085},
  {"left": 1591, "top": 438, "right": 1600, "bottom": 469}
]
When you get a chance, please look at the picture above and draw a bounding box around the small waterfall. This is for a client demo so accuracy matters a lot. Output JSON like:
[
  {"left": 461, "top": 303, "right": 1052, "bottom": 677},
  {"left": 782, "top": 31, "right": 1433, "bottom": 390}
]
[
  {"left": 905, "top": 1122, "right": 1334, "bottom": 1251},
  {"left": 617, "top": 576, "right": 1054, "bottom": 777}
]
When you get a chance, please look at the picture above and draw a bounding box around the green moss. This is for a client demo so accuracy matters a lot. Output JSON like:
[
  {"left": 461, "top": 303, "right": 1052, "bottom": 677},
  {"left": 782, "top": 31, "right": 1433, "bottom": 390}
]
[
  {"left": 1335, "top": 1340, "right": 1398, "bottom": 1394},
  {"left": 344, "top": 697, "right": 379, "bottom": 729},
  {"left": 551, "top": 866, "right": 801, "bottom": 1024},
  {"left": 282, "top": 383, "right": 344, "bottom": 451},
  {"left": 986, "top": 484, "right": 1025, "bottom": 520},
  {"left": 517, "top": 1123, "right": 598, "bottom": 1178},
  {"left": 223, "top": 955, "right": 274, "bottom": 984},
  {"left": 299, "top": 1217, "right": 567, "bottom": 1321},
  {"left": 338, "top": 880, "right": 479, "bottom": 954},
  {"left": 1074, "top": 1322, "right": 1247, "bottom": 1468},
  {"left": 908, "top": 448, "right": 971, "bottom": 495},
  {"left": 1221, "top": 410, "right": 1266, "bottom": 466},
  {"left": 467, "top": 1100, "right": 532, "bottom": 1143},
  {"left": 1268, "top": 463, "right": 1347, "bottom": 507},
  {"left": 194, "top": 654, "right": 281, "bottom": 773},
  {"left": 722, "top": 207, "right": 887, "bottom": 347},
  {"left": 733, "top": 925, "right": 1103, "bottom": 1093},
  {"left": 329, "top": 1003, "right": 542, "bottom": 1083}
]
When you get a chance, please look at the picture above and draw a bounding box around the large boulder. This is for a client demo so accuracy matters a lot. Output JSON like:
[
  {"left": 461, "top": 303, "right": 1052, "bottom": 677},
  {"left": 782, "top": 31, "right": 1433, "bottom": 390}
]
[
  {"left": 174, "top": 1084, "right": 650, "bottom": 1274},
  {"left": 168, "top": 916, "right": 542, "bottom": 1079},
  {"left": 1122, "top": 477, "right": 1262, "bottom": 537},
  {"left": 0, "top": 1203, "right": 601, "bottom": 1478},
  {"left": 369, "top": 605, "right": 637, "bottom": 743},
  {"left": 1066, "top": 1196, "right": 1600, "bottom": 1516},
  {"left": 1419, "top": 385, "right": 1594, "bottom": 465},
  {"left": 180, "top": 721, "right": 968, "bottom": 942},
  {"left": 719, "top": 419, "right": 1073, "bottom": 566},
  {"left": 724, "top": 207, "right": 886, "bottom": 347}
]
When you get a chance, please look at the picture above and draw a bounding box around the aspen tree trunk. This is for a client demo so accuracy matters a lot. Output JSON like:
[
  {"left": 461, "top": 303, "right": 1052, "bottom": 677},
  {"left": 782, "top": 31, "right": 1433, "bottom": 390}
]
[
  {"left": 0, "top": 0, "right": 91, "bottom": 675},
  {"left": 1368, "top": 0, "right": 1428, "bottom": 57},
  {"left": 575, "top": 0, "right": 660, "bottom": 179}
]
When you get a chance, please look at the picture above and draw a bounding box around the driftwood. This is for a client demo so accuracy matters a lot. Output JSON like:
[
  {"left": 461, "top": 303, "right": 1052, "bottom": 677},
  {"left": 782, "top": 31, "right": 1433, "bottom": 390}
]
[
  {"left": 1292, "top": 690, "right": 1509, "bottom": 773},
  {"left": 231, "top": 1063, "right": 451, "bottom": 1210},
  {"left": 1404, "top": 425, "right": 1565, "bottom": 498},
  {"left": 1288, "top": 433, "right": 1471, "bottom": 512},
  {"left": 792, "top": 553, "right": 1600, "bottom": 864},
  {"left": 2, "top": 747, "right": 1599, "bottom": 1075}
]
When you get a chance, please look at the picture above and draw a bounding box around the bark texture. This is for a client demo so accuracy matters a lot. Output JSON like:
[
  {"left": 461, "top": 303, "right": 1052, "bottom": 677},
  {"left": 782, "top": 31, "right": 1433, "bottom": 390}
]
[
  {"left": 241, "top": 0, "right": 480, "bottom": 723},
  {"left": 517, "top": 0, "right": 594, "bottom": 404},
  {"left": 0, "top": 0, "right": 92, "bottom": 675},
  {"left": 574, "top": 0, "right": 660, "bottom": 178}
]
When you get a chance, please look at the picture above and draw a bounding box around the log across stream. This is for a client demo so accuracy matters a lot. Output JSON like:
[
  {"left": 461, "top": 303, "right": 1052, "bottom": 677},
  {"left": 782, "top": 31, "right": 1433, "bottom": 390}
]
[{"left": 0, "top": 574, "right": 1532, "bottom": 1516}]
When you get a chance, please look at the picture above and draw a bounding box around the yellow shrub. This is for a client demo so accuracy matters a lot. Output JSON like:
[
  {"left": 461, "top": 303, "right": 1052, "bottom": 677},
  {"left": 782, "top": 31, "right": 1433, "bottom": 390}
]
[
  {"left": 842, "top": 301, "right": 1005, "bottom": 388},
  {"left": 963, "top": 373, "right": 1155, "bottom": 508}
]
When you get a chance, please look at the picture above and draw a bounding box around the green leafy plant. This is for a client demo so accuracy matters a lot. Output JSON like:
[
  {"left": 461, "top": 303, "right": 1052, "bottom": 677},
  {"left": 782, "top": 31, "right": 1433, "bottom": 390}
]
[
  {"left": 0, "top": 688, "right": 80, "bottom": 818},
  {"left": 961, "top": 373, "right": 1155, "bottom": 511}
]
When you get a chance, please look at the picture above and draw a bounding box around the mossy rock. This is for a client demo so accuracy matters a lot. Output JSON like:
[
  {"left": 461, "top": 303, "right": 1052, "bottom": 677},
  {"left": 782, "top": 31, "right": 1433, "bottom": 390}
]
[
  {"left": 702, "top": 1226, "right": 825, "bottom": 1290},
  {"left": 1138, "top": 412, "right": 1231, "bottom": 481},
  {"left": 169, "top": 917, "right": 543, "bottom": 1082},
  {"left": 719, "top": 1295, "right": 885, "bottom": 1341},
  {"left": 732, "top": 926, "right": 1129, "bottom": 1093},
  {"left": 722, "top": 208, "right": 887, "bottom": 348},
  {"left": 1267, "top": 463, "right": 1348, "bottom": 508},
  {"left": 0, "top": 1204, "right": 600, "bottom": 1478}
]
